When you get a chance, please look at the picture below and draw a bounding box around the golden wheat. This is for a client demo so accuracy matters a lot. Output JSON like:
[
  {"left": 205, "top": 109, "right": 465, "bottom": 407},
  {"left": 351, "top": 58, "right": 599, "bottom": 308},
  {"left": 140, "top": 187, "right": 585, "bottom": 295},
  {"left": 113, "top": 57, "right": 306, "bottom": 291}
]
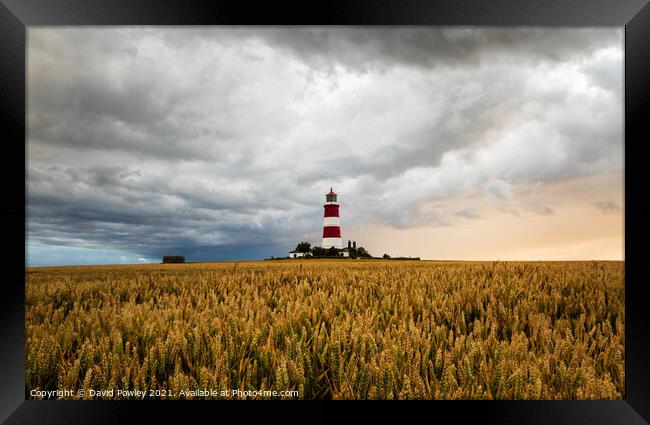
[{"left": 25, "top": 260, "right": 624, "bottom": 399}]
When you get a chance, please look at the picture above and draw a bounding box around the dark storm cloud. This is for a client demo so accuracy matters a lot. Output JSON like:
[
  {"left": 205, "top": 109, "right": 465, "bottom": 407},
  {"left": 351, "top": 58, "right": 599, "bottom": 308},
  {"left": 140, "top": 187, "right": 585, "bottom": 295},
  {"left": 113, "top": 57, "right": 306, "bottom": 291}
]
[
  {"left": 28, "top": 27, "right": 622, "bottom": 160},
  {"left": 158, "top": 27, "right": 619, "bottom": 72},
  {"left": 265, "top": 27, "right": 621, "bottom": 71},
  {"left": 27, "top": 27, "right": 623, "bottom": 263}
]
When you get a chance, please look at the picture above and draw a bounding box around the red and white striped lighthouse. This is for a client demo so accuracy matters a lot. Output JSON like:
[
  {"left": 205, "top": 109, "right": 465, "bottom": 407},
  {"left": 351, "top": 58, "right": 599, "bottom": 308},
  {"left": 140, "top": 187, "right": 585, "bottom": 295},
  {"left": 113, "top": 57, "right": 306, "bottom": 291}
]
[{"left": 322, "top": 187, "right": 343, "bottom": 249}]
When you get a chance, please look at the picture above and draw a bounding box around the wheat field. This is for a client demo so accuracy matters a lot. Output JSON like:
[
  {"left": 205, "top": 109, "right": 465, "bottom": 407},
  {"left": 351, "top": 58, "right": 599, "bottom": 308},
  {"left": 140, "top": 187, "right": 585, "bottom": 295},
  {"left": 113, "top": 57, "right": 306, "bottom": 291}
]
[{"left": 25, "top": 260, "right": 624, "bottom": 400}]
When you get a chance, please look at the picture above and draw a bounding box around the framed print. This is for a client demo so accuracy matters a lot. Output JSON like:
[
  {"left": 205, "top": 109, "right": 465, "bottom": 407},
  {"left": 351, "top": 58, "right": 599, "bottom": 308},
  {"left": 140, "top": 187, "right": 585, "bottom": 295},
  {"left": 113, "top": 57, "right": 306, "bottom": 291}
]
[{"left": 1, "top": 0, "right": 649, "bottom": 423}]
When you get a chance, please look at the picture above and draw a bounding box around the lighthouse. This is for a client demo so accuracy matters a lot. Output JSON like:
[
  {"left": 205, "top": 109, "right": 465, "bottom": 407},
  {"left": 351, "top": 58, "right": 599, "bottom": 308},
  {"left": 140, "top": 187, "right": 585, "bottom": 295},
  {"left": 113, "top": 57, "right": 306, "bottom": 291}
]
[{"left": 322, "top": 187, "right": 343, "bottom": 249}]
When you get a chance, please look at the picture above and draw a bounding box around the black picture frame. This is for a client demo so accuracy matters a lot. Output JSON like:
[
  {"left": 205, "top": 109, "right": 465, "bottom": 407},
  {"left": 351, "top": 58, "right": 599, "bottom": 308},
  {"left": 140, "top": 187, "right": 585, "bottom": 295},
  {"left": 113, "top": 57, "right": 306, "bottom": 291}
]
[{"left": 2, "top": 0, "right": 649, "bottom": 423}]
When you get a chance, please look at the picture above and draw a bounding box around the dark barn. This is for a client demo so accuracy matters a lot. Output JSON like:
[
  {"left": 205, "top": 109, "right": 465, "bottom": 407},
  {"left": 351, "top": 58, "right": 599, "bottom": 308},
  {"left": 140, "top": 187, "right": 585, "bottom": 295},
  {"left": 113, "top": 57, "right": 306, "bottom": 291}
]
[{"left": 162, "top": 256, "right": 185, "bottom": 263}]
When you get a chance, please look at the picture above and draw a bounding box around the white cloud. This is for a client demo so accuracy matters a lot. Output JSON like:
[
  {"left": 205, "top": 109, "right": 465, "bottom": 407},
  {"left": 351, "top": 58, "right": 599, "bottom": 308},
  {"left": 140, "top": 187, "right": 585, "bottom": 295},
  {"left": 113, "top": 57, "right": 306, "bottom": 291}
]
[{"left": 482, "top": 179, "right": 513, "bottom": 201}]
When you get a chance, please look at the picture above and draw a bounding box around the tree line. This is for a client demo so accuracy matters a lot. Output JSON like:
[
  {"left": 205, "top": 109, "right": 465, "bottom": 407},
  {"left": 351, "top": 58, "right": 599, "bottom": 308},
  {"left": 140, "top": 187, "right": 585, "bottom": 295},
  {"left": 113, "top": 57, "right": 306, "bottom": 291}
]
[{"left": 294, "top": 242, "right": 371, "bottom": 259}]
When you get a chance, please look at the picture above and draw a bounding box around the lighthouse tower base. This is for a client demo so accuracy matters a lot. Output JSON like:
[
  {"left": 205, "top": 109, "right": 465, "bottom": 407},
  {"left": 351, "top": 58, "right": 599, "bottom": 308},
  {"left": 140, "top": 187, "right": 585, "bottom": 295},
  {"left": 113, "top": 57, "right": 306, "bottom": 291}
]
[{"left": 322, "top": 238, "right": 343, "bottom": 249}]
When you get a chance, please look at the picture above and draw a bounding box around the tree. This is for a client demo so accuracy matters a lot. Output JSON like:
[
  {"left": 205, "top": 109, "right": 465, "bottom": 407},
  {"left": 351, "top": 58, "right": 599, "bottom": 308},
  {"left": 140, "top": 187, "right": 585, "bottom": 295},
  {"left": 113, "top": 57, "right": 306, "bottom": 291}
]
[
  {"left": 295, "top": 242, "right": 311, "bottom": 253},
  {"left": 327, "top": 246, "right": 339, "bottom": 257},
  {"left": 311, "top": 247, "right": 327, "bottom": 257},
  {"left": 356, "top": 246, "right": 371, "bottom": 258},
  {"left": 383, "top": 253, "right": 391, "bottom": 259}
]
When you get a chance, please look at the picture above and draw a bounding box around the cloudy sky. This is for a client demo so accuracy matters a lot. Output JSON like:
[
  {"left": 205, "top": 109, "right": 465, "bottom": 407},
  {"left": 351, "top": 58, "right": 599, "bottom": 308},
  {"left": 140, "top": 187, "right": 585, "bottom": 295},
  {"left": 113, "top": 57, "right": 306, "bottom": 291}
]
[{"left": 26, "top": 27, "right": 624, "bottom": 266}]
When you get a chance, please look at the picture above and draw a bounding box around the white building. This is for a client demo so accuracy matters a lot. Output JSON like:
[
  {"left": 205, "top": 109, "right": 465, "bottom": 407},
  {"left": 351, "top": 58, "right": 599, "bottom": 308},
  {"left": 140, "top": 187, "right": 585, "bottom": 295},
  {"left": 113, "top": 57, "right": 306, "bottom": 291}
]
[{"left": 288, "top": 250, "right": 306, "bottom": 258}]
